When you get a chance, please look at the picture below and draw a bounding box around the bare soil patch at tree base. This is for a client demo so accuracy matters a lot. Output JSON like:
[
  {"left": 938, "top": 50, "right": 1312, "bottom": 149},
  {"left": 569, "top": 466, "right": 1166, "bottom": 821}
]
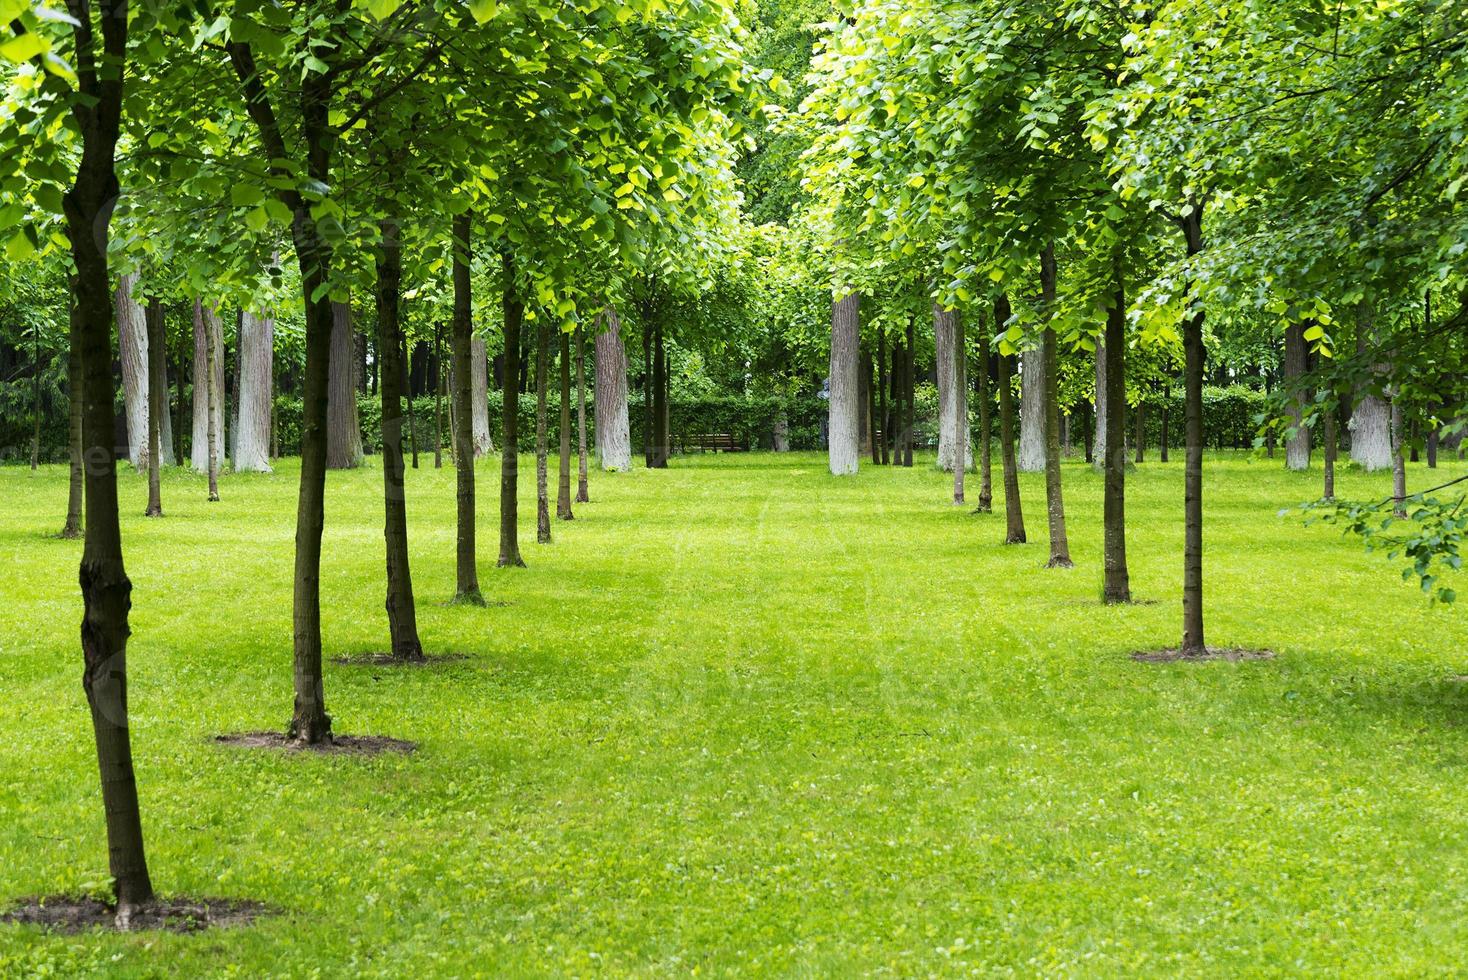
[
  {"left": 1131, "top": 647, "right": 1277, "bottom": 664},
  {"left": 2, "top": 896, "right": 270, "bottom": 934},
  {"left": 330, "top": 653, "right": 469, "bottom": 666},
  {"left": 213, "top": 732, "right": 417, "bottom": 755}
]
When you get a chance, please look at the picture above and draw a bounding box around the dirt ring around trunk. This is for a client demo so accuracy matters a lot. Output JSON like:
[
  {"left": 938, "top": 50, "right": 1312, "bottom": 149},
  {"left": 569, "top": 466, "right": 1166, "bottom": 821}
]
[
  {"left": 213, "top": 731, "right": 417, "bottom": 755},
  {"left": 1131, "top": 647, "right": 1277, "bottom": 664},
  {"left": 2, "top": 896, "right": 271, "bottom": 934}
]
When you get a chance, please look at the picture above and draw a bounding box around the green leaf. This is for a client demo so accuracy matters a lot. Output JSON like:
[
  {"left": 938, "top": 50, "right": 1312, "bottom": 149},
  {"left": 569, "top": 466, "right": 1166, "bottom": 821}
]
[
  {"left": 467, "top": 0, "right": 498, "bottom": 24},
  {"left": 244, "top": 206, "right": 269, "bottom": 232},
  {"left": 0, "top": 33, "right": 47, "bottom": 63},
  {"left": 231, "top": 184, "right": 265, "bottom": 207}
]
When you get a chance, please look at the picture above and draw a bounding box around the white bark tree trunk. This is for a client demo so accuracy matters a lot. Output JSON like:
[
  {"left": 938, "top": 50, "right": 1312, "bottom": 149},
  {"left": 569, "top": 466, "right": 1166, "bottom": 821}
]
[
  {"left": 828, "top": 291, "right": 861, "bottom": 476},
  {"left": 1350, "top": 307, "right": 1392, "bottom": 471},
  {"left": 235, "top": 308, "right": 274, "bottom": 472},
  {"left": 327, "top": 300, "right": 363, "bottom": 469},
  {"left": 594, "top": 307, "right": 632, "bottom": 470},
  {"left": 471, "top": 334, "right": 493, "bottom": 455},
  {"left": 1019, "top": 345, "right": 1045, "bottom": 472},
  {"left": 116, "top": 273, "right": 149, "bottom": 470},
  {"left": 934, "top": 304, "right": 971, "bottom": 472},
  {"left": 190, "top": 300, "right": 225, "bottom": 472}
]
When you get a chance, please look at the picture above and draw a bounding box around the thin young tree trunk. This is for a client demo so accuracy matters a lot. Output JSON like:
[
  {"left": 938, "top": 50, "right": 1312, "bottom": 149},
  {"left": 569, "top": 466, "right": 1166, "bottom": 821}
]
[
  {"left": 1180, "top": 209, "right": 1205, "bottom": 650},
  {"left": 828, "top": 291, "right": 861, "bottom": 475},
  {"left": 642, "top": 321, "right": 653, "bottom": 468},
  {"left": 653, "top": 322, "right": 669, "bottom": 468},
  {"left": 859, "top": 343, "right": 872, "bottom": 459},
  {"left": 63, "top": 332, "right": 84, "bottom": 538},
  {"left": 145, "top": 300, "right": 165, "bottom": 517},
  {"left": 975, "top": 320, "right": 993, "bottom": 513},
  {"left": 450, "top": 214, "right": 484, "bottom": 597},
  {"left": 575, "top": 321, "right": 589, "bottom": 502},
  {"left": 326, "top": 301, "right": 362, "bottom": 469},
  {"left": 116, "top": 273, "right": 148, "bottom": 470},
  {"left": 189, "top": 302, "right": 215, "bottom": 472},
  {"left": 1284, "top": 320, "right": 1310, "bottom": 470},
  {"left": 558, "top": 329, "right": 575, "bottom": 519},
  {"left": 1391, "top": 398, "right": 1407, "bottom": 519},
  {"left": 172, "top": 339, "right": 186, "bottom": 466},
  {"left": 996, "top": 295, "right": 1025, "bottom": 543},
  {"left": 433, "top": 323, "right": 444, "bottom": 469},
  {"left": 404, "top": 338, "right": 419, "bottom": 469},
  {"left": 1323, "top": 404, "right": 1337, "bottom": 500},
  {"left": 1133, "top": 399, "right": 1145, "bottom": 464},
  {"left": 498, "top": 251, "right": 526, "bottom": 567},
  {"left": 376, "top": 219, "right": 424, "bottom": 660},
  {"left": 1103, "top": 257, "right": 1131, "bottom": 604},
  {"left": 903, "top": 314, "right": 915, "bottom": 467},
  {"left": 595, "top": 308, "right": 632, "bottom": 471},
  {"left": 1093, "top": 340, "right": 1106, "bottom": 471},
  {"left": 890, "top": 332, "right": 903, "bottom": 465},
  {"left": 1040, "top": 247, "right": 1071, "bottom": 567},
  {"left": 30, "top": 325, "right": 42, "bottom": 471},
  {"left": 235, "top": 308, "right": 274, "bottom": 473},
  {"left": 206, "top": 314, "right": 220, "bottom": 502},
  {"left": 866, "top": 349, "right": 880, "bottom": 465},
  {"left": 535, "top": 321, "right": 552, "bottom": 543},
  {"left": 952, "top": 310, "right": 966, "bottom": 505},
  {"left": 66, "top": 23, "right": 157, "bottom": 907},
  {"left": 1159, "top": 394, "right": 1169, "bottom": 463},
  {"left": 876, "top": 327, "right": 890, "bottom": 465}
]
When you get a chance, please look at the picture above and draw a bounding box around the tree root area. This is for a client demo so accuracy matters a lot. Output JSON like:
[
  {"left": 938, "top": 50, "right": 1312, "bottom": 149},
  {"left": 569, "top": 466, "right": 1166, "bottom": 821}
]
[
  {"left": 3, "top": 896, "right": 270, "bottom": 933},
  {"left": 213, "top": 731, "right": 417, "bottom": 755},
  {"left": 1131, "top": 647, "right": 1276, "bottom": 664}
]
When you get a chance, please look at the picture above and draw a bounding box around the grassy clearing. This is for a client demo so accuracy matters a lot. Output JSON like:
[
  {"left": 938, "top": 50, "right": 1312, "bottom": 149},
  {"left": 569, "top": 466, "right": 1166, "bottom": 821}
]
[{"left": 2, "top": 449, "right": 1467, "bottom": 975}]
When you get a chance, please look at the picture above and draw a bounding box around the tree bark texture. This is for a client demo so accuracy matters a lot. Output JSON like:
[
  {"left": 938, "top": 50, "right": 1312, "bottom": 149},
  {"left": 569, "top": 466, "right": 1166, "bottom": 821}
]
[
  {"left": 235, "top": 309, "right": 274, "bottom": 473},
  {"left": 595, "top": 307, "right": 632, "bottom": 471},
  {"left": 575, "top": 322, "right": 589, "bottom": 502},
  {"left": 1040, "top": 246, "right": 1071, "bottom": 567},
  {"left": 996, "top": 295, "right": 1025, "bottom": 544},
  {"left": 1283, "top": 320, "right": 1311, "bottom": 470},
  {"left": 326, "top": 300, "right": 362, "bottom": 469},
  {"left": 498, "top": 253, "right": 526, "bottom": 567},
  {"left": 1018, "top": 345, "right": 1045, "bottom": 472},
  {"left": 828, "top": 291, "right": 861, "bottom": 476},
  {"left": 1103, "top": 260, "right": 1131, "bottom": 604}
]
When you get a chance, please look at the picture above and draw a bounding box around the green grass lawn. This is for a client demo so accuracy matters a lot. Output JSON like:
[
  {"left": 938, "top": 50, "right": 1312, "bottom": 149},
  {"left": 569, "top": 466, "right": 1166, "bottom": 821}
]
[{"left": 3, "top": 448, "right": 1468, "bottom": 975}]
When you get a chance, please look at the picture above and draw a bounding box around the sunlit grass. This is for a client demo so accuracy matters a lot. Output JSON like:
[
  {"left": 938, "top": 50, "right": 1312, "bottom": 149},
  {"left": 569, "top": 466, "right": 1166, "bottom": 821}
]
[{"left": 2, "top": 449, "right": 1467, "bottom": 974}]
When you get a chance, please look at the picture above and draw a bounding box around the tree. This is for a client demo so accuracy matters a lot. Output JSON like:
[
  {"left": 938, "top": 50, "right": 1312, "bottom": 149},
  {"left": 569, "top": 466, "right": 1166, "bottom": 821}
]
[
  {"left": 827, "top": 291, "right": 860, "bottom": 475},
  {"left": 595, "top": 307, "right": 632, "bottom": 471}
]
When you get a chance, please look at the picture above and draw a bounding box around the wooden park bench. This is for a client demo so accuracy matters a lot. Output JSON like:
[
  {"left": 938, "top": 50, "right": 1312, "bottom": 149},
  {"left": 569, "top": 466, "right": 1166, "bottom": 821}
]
[{"left": 686, "top": 432, "right": 747, "bottom": 453}]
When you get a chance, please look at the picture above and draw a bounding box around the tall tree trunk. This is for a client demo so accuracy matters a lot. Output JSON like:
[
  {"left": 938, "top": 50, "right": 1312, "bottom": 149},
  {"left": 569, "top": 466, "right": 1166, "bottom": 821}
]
[
  {"left": 471, "top": 334, "right": 492, "bottom": 455},
  {"left": 31, "top": 325, "right": 42, "bottom": 471},
  {"left": 1159, "top": 394, "right": 1169, "bottom": 463},
  {"left": 65, "top": 27, "right": 157, "bottom": 908},
  {"left": 1093, "top": 341, "right": 1107, "bottom": 471},
  {"left": 115, "top": 273, "right": 148, "bottom": 470},
  {"left": 828, "top": 291, "right": 861, "bottom": 475},
  {"left": 902, "top": 314, "right": 915, "bottom": 467},
  {"left": 1018, "top": 346, "right": 1045, "bottom": 472},
  {"left": 1391, "top": 398, "right": 1407, "bottom": 519},
  {"left": 859, "top": 344, "right": 872, "bottom": 459},
  {"left": 433, "top": 323, "right": 444, "bottom": 470},
  {"left": 144, "top": 300, "right": 165, "bottom": 517},
  {"left": 171, "top": 341, "right": 185, "bottom": 466},
  {"left": 558, "top": 329, "right": 575, "bottom": 519},
  {"left": 575, "top": 322, "right": 589, "bottom": 502},
  {"left": 1350, "top": 305, "right": 1392, "bottom": 470},
  {"left": 1133, "top": 399, "right": 1145, "bottom": 464},
  {"left": 498, "top": 252, "right": 526, "bottom": 567},
  {"left": 1180, "top": 209, "right": 1205, "bottom": 651},
  {"left": 404, "top": 339, "right": 419, "bottom": 469},
  {"left": 63, "top": 332, "right": 84, "bottom": 538},
  {"left": 975, "top": 319, "right": 993, "bottom": 513},
  {"left": 1283, "top": 320, "right": 1310, "bottom": 470},
  {"left": 952, "top": 310, "right": 967, "bottom": 504},
  {"left": 595, "top": 308, "right": 632, "bottom": 470},
  {"left": 890, "top": 332, "right": 903, "bottom": 465},
  {"left": 235, "top": 308, "right": 274, "bottom": 473},
  {"left": 206, "top": 313, "right": 220, "bottom": 502},
  {"left": 375, "top": 219, "right": 424, "bottom": 660},
  {"left": 1040, "top": 246, "right": 1071, "bottom": 567},
  {"left": 996, "top": 295, "right": 1025, "bottom": 543},
  {"left": 876, "top": 327, "right": 890, "bottom": 465},
  {"left": 190, "top": 302, "right": 223, "bottom": 472},
  {"left": 326, "top": 301, "right": 362, "bottom": 469},
  {"left": 934, "top": 305, "right": 969, "bottom": 472},
  {"left": 450, "top": 215, "right": 482, "bottom": 599},
  {"left": 535, "top": 321, "right": 552, "bottom": 543},
  {"left": 642, "top": 322, "right": 653, "bottom": 468},
  {"left": 1103, "top": 258, "right": 1131, "bottom": 604},
  {"left": 865, "top": 348, "right": 880, "bottom": 464},
  {"left": 1323, "top": 403, "right": 1337, "bottom": 500},
  {"left": 652, "top": 322, "right": 669, "bottom": 468}
]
